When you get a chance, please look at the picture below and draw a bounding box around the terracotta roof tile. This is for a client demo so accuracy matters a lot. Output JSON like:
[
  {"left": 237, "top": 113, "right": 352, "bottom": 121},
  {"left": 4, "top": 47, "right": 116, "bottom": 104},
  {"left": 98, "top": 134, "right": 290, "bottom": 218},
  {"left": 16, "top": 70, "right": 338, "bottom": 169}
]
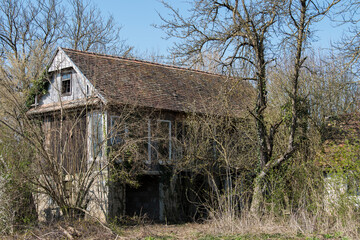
[{"left": 62, "top": 48, "right": 254, "bottom": 115}]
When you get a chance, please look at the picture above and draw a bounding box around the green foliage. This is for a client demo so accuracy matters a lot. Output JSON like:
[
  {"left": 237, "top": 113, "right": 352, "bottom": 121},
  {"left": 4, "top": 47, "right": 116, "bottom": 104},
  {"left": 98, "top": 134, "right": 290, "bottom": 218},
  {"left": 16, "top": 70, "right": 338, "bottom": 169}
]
[
  {"left": 280, "top": 96, "right": 310, "bottom": 128},
  {"left": 198, "top": 233, "right": 294, "bottom": 240},
  {"left": 107, "top": 145, "right": 142, "bottom": 188},
  {"left": 25, "top": 68, "right": 50, "bottom": 108},
  {"left": 321, "top": 137, "right": 360, "bottom": 199},
  {"left": 304, "top": 232, "right": 350, "bottom": 240},
  {"left": 0, "top": 134, "right": 37, "bottom": 231},
  {"left": 324, "top": 140, "right": 360, "bottom": 170},
  {"left": 264, "top": 158, "right": 325, "bottom": 217},
  {"left": 144, "top": 237, "right": 174, "bottom": 240}
]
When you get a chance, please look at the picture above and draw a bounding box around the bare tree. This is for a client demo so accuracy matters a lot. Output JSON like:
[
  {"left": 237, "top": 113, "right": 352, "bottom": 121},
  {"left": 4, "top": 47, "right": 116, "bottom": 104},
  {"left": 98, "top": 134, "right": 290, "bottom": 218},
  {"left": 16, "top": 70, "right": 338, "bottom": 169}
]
[
  {"left": 0, "top": 0, "right": 134, "bottom": 222},
  {"left": 158, "top": 0, "right": 341, "bottom": 215},
  {"left": 250, "top": 0, "right": 342, "bottom": 213},
  {"left": 63, "top": 0, "right": 133, "bottom": 56},
  {"left": 0, "top": 75, "right": 149, "bottom": 221},
  {"left": 174, "top": 102, "right": 257, "bottom": 221},
  {"left": 0, "top": 0, "right": 133, "bottom": 95},
  {"left": 334, "top": 0, "right": 360, "bottom": 71},
  {"left": 0, "top": 0, "right": 65, "bottom": 96},
  {"left": 0, "top": 0, "right": 133, "bottom": 142},
  {"left": 0, "top": 0, "right": 65, "bottom": 59}
]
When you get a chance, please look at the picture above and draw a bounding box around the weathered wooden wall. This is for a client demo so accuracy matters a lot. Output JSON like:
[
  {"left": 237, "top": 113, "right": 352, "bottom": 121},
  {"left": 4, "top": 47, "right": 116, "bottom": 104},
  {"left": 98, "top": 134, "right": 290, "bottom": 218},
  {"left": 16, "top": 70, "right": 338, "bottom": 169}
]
[{"left": 44, "top": 113, "right": 87, "bottom": 174}]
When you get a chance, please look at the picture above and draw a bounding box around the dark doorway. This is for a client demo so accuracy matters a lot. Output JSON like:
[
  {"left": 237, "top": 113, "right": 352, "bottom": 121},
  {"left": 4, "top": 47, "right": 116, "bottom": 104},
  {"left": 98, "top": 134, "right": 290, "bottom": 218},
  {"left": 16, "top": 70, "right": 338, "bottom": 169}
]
[{"left": 125, "top": 175, "right": 160, "bottom": 220}]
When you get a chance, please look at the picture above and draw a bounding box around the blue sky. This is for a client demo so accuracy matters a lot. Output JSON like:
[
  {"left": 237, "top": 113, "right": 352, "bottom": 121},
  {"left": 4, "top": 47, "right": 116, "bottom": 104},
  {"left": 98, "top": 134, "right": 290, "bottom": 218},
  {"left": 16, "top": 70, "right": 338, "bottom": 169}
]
[
  {"left": 95, "top": 0, "right": 189, "bottom": 56},
  {"left": 95, "top": 0, "right": 347, "bottom": 56}
]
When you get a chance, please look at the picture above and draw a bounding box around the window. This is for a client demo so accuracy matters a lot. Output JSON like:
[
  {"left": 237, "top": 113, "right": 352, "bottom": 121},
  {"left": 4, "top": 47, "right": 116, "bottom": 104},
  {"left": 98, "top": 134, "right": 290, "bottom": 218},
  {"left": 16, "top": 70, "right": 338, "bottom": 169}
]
[
  {"left": 173, "top": 121, "right": 184, "bottom": 160},
  {"left": 110, "top": 116, "right": 128, "bottom": 146},
  {"left": 61, "top": 72, "right": 71, "bottom": 95},
  {"left": 110, "top": 116, "right": 148, "bottom": 163},
  {"left": 91, "top": 112, "right": 103, "bottom": 160},
  {"left": 150, "top": 120, "right": 172, "bottom": 163}
]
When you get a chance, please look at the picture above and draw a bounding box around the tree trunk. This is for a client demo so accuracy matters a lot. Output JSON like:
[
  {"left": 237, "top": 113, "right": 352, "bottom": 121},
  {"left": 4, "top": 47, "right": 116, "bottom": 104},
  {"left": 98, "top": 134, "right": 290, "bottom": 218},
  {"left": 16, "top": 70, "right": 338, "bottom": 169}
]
[{"left": 250, "top": 174, "right": 263, "bottom": 215}]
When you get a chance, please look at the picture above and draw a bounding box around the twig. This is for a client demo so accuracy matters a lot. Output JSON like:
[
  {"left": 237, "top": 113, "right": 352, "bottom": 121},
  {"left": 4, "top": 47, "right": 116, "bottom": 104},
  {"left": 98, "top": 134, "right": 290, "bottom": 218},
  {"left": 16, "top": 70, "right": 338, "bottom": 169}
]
[
  {"left": 29, "top": 231, "right": 45, "bottom": 240},
  {"left": 58, "top": 225, "right": 74, "bottom": 240}
]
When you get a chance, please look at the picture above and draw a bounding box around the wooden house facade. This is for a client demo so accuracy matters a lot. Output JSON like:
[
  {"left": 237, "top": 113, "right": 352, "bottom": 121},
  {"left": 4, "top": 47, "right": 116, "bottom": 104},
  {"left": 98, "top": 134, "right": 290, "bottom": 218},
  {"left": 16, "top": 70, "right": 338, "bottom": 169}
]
[{"left": 27, "top": 47, "right": 253, "bottom": 222}]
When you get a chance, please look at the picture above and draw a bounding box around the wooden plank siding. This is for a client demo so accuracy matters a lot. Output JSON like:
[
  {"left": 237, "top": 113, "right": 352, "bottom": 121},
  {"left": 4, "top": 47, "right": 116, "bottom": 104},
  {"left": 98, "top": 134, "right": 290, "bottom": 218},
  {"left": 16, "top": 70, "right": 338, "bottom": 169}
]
[{"left": 44, "top": 113, "right": 87, "bottom": 174}]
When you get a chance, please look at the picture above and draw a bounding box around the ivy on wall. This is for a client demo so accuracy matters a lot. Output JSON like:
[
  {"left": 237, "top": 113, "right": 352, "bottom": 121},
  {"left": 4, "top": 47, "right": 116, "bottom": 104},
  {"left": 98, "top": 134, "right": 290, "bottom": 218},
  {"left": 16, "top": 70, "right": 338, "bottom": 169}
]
[{"left": 25, "top": 68, "right": 50, "bottom": 109}]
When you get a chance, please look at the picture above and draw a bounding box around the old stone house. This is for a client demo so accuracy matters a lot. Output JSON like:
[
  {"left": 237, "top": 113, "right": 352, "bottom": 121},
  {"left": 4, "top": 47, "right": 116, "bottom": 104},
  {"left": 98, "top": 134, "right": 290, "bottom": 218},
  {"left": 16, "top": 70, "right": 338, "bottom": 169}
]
[{"left": 27, "top": 47, "right": 253, "bottom": 222}]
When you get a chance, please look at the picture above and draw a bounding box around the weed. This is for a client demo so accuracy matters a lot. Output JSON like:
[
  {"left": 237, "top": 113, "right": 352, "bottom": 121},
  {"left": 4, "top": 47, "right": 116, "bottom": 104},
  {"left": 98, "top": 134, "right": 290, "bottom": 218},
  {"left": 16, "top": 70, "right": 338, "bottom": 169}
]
[{"left": 143, "top": 236, "right": 174, "bottom": 240}]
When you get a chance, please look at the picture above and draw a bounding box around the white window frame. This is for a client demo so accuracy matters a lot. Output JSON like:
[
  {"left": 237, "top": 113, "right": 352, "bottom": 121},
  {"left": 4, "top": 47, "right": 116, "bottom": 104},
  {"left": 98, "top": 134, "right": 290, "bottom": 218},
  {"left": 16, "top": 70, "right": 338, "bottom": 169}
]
[
  {"left": 88, "top": 111, "right": 106, "bottom": 164},
  {"left": 156, "top": 120, "right": 172, "bottom": 164},
  {"left": 147, "top": 119, "right": 172, "bottom": 164},
  {"left": 61, "top": 71, "right": 72, "bottom": 96}
]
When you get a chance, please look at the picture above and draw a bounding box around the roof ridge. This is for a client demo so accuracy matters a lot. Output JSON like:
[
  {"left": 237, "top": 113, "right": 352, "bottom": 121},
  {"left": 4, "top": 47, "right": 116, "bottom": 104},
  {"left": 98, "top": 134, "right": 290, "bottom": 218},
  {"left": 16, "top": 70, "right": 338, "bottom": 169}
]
[{"left": 60, "top": 47, "right": 228, "bottom": 78}]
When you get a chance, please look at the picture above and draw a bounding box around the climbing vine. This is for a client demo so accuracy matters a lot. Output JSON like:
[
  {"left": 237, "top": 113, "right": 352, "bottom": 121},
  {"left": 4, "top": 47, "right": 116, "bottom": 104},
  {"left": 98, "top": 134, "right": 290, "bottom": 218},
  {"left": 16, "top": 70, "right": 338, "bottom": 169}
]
[{"left": 25, "top": 68, "right": 50, "bottom": 109}]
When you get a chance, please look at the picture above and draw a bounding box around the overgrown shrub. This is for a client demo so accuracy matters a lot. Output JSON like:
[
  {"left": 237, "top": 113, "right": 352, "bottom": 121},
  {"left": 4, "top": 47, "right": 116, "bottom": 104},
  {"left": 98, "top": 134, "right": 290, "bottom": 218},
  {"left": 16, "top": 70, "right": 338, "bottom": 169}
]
[{"left": 0, "top": 135, "right": 37, "bottom": 233}]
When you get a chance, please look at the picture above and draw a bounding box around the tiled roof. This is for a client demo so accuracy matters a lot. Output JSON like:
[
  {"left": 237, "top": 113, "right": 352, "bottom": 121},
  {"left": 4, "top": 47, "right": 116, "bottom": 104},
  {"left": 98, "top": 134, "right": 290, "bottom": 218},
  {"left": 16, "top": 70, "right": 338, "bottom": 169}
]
[
  {"left": 324, "top": 113, "right": 360, "bottom": 144},
  {"left": 27, "top": 98, "right": 100, "bottom": 115},
  {"left": 317, "top": 113, "right": 360, "bottom": 167},
  {"left": 62, "top": 48, "right": 254, "bottom": 115}
]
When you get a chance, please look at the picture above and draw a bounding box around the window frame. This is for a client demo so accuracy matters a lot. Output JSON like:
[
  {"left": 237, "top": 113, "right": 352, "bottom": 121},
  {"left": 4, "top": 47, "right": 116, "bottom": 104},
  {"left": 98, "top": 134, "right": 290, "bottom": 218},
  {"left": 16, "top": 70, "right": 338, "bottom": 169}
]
[
  {"left": 90, "top": 111, "right": 104, "bottom": 161},
  {"left": 61, "top": 71, "right": 72, "bottom": 96},
  {"left": 149, "top": 119, "right": 172, "bottom": 164},
  {"left": 159, "top": 120, "right": 172, "bottom": 163},
  {"left": 109, "top": 115, "right": 128, "bottom": 146}
]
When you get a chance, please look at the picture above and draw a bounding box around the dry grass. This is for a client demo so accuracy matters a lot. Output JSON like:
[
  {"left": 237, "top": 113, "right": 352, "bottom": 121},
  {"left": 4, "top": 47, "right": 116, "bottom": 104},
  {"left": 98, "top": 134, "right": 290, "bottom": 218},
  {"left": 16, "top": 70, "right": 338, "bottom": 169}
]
[
  {"left": 0, "top": 214, "right": 355, "bottom": 239},
  {"left": 113, "top": 220, "right": 352, "bottom": 239},
  {"left": 119, "top": 222, "right": 209, "bottom": 239},
  {"left": 1, "top": 219, "right": 117, "bottom": 239}
]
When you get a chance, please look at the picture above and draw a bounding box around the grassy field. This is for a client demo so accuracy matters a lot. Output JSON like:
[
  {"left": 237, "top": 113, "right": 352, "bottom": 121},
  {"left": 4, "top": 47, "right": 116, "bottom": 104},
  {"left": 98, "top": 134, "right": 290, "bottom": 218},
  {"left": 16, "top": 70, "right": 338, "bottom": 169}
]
[
  {"left": 1, "top": 220, "right": 353, "bottom": 239},
  {"left": 118, "top": 223, "right": 351, "bottom": 240}
]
